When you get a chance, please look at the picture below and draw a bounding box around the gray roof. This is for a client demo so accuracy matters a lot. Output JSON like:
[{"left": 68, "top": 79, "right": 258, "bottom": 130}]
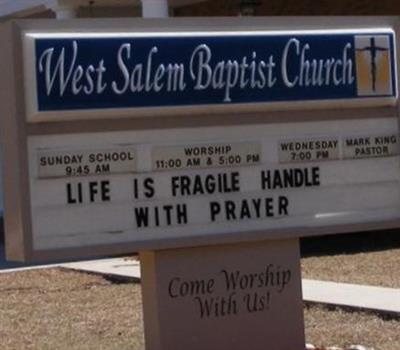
[
  {"left": 0, "top": 0, "right": 56, "bottom": 18},
  {"left": 0, "top": 0, "right": 204, "bottom": 17}
]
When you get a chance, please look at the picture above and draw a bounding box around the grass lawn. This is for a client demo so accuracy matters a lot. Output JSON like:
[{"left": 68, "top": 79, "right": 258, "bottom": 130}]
[
  {"left": 302, "top": 247, "right": 400, "bottom": 288},
  {"left": 0, "top": 269, "right": 144, "bottom": 350}
]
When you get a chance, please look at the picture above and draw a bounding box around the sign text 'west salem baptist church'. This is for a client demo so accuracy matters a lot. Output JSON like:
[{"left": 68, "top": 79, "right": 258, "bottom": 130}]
[{"left": 33, "top": 31, "right": 396, "bottom": 112}]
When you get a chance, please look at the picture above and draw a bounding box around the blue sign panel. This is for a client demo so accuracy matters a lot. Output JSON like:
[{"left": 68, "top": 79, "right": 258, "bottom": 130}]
[{"left": 34, "top": 32, "right": 397, "bottom": 111}]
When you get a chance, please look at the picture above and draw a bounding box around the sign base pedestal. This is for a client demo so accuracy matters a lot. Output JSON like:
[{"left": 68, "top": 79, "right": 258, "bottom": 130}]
[{"left": 140, "top": 239, "right": 305, "bottom": 350}]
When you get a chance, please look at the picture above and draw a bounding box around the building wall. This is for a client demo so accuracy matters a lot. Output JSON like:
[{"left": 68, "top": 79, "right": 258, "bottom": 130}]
[
  {"left": 77, "top": 5, "right": 141, "bottom": 18},
  {"left": 175, "top": 0, "right": 400, "bottom": 16}
]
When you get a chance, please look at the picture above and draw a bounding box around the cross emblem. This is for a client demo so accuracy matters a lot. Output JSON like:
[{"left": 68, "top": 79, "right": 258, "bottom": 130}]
[{"left": 356, "top": 37, "right": 389, "bottom": 92}]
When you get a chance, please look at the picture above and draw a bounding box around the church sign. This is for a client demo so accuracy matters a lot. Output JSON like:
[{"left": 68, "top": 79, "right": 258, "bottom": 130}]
[
  {"left": 0, "top": 18, "right": 397, "bottom": 261},
  {"left": 1, "top": 17, "right": 400, "bottom": 350}
]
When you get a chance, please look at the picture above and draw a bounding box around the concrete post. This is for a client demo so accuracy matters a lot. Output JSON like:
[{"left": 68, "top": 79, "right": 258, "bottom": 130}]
[
  {"left": 141, "top": 0, "right": 169, "bottom": 18},
  {"left": 55, "top": 7, "right": 76, "bottom": 19}
]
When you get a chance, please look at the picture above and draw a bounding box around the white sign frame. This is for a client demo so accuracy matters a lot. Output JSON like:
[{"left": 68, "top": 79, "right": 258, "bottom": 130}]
[{"left": 1, "top": 17, "right": 400, "bottom": 262}]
